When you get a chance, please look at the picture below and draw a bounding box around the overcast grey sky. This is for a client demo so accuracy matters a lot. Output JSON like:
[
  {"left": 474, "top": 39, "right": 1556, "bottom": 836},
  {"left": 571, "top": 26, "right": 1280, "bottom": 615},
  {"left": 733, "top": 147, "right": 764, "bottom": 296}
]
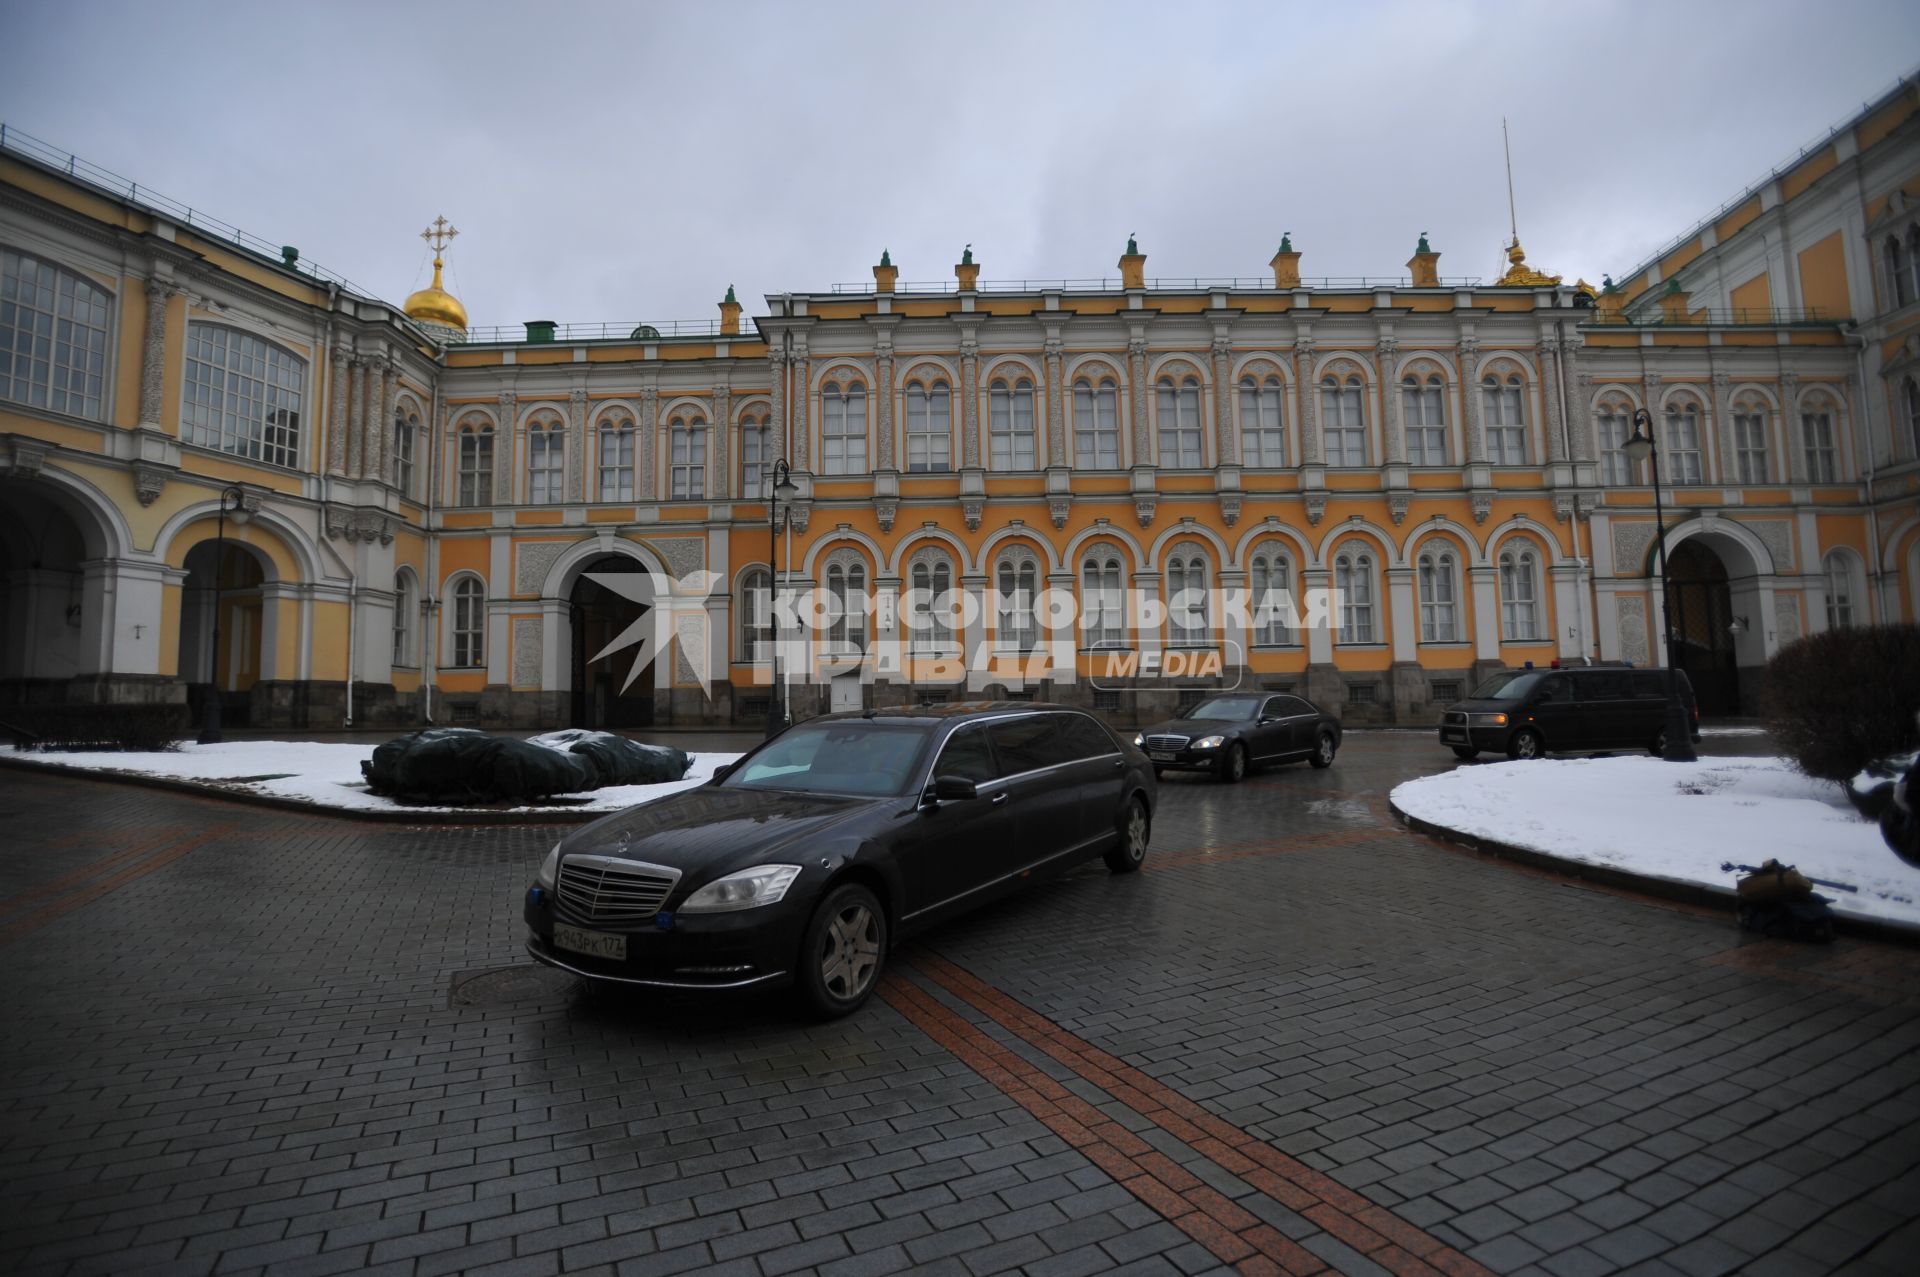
[{"left": 3, "top": 1, "right": 1916, "bottom": 329}]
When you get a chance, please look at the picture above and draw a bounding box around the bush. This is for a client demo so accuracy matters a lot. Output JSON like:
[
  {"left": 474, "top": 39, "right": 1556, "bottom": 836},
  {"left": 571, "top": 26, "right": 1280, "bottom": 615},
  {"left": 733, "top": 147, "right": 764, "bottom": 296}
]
[
  {"left": 3, "top": 703, "right": 188, "bottom": 753},
  {"left": 1764, "top": 624, "right": 1920, "bottom": 780}
]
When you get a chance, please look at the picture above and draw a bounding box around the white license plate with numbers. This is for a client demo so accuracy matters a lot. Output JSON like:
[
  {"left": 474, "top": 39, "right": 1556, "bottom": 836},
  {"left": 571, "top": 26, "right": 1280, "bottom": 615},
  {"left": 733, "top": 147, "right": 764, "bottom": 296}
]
[
  {"left": 553, "top": 923, "right": 626, "bottom": 961},
  {"left": 1148, "top": 750, "right": 1177, "bottom": 761}
]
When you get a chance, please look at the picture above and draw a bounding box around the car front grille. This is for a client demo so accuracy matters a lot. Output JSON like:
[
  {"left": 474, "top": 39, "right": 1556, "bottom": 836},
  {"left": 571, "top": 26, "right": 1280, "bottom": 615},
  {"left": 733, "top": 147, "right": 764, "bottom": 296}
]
[
  {"left": 556, "top": 855, "right": 682, "bottom": 923},
  {"left": 1144, "top": 734, "right": 1190, "bottom": 751},
  {"left": 1442, "top": 711, "right": 1467, "bottom": 726}
]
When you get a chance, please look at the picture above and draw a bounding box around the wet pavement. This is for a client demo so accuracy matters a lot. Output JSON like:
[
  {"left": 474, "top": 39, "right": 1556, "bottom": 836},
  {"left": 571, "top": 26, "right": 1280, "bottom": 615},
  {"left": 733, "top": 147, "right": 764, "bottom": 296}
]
[{"left": 0, "top": 729, "right": 1912, "bottom": 1277}]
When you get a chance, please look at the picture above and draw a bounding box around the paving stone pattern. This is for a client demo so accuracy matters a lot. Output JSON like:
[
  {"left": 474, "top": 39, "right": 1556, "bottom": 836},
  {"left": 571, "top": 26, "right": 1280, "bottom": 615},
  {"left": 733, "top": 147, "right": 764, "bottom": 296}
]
[{"left": 0, "top": 732, "right": 1915, "bottom": 1276}]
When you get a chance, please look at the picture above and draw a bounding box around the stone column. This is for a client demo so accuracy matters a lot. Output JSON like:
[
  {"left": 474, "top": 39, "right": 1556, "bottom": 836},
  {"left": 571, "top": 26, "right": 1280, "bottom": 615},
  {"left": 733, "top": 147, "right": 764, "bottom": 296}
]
[
  {"left": 1379, "top": 338, "right": 1404, "bottom": 463},
  {"left": 567, "top": 388, "right": 588, "bottom": 502},
  {"left": 345, "top": 357, "right": 366, "bottom": 478},
  {"left": 873, "top": 341, "right": 894, "bottom": 470},
  {"left": 1301, "top": 567, "right": 1333, "bottom": 664},
  {"left": 138, "top": 278, "right": 177, "bottom": 430},
  {"left": 1538, "top": 340, "right": 1567, "bottom": 464},
  {"left": 1780, "top": 373, "right": 1803, "bottom": 482},
  {"left": 1296, "top": 341, "right": 1321, "bottom": 464},
  {"left": 364, "top": 357, "right": 390, "bottom": 482},
  {"left": 1459, "top": 340, "right": 1485, "bottom": 463},
  {"left": 495, "top": 391, "right": 516, "bottom": 501},
  {"left": 1469, "top": 565, "right": 1501, "bottom": 660},
  {"left": 767, "top": 346, "right": 786, "bottom": 468},
  {"left": 638, "top": 378, "right": 659, "bottom": 499},
  {"left": 1711, "top": 371, "right": 1735, "bottom": 484},
  {"left": 711, "top": 377, "right": 732, "bottom": 499},
  {"left": 1043, "top": 337, "right": 1066, "bottom": 467},
  {"left": 791, "top": 343, "right": 811, "bottom": 472},
  {"left": 1211, "top": 335, "right": 1237, "bottom": 465},
  {"left": 1572, "top": 372, "right": 1596, "bottom": 463},
  {"left": 380, "top": 359, "right": 400, "bottom": 482},
  {"left": 1128, "top": 336, "right": 1150, "bottom": 462},
  {"left": 960, "top": 335, "right": 981, "bottom": 468},
  {"left": 327, "top": 346, "right": 349, "bottom": 476}
]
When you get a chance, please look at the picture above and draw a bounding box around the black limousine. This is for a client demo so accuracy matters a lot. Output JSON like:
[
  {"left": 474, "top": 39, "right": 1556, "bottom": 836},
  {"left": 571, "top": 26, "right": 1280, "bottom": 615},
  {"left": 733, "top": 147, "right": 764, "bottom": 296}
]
[{"left": 524, "top": 703, "right": 1157, "bottom": 1016}]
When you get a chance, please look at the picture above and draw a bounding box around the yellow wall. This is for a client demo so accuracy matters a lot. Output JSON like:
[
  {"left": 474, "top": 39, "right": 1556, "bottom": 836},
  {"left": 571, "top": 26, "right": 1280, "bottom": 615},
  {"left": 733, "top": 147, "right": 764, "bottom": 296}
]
[
  {"left": 1729, "top": 272, "right": 1772, "bottom": 314},
  {"left": 1796, "top": 233, "right": 1851, "bottom": 318}
]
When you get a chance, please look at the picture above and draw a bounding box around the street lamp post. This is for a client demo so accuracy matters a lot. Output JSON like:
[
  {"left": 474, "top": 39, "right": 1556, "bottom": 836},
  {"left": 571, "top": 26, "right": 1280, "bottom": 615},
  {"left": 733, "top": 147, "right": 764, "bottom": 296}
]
[
  {"left": 1623, "top": 411, "right": 1698, "bottom": 763},
  {"left": 197, "top": 485, "right": 252, "bottom": 746},
  {"left": 765, "top": 459, "right": 800, "bottom": 740}
]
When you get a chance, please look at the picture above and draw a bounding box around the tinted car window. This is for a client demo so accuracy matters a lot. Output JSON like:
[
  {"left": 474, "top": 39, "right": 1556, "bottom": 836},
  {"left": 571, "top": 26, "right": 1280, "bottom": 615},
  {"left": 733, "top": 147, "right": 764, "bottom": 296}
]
[
  {"left": 1535, "top": 675, "right": 1573, "bottom": 704},
  {"left": 934, "top": 726, "right": 997, "bottom": 783},
  {"left": 1059, "top": 714, "right": 1117, "bottom": 759},
  {"left": 988, "top": 716, "right": 1071, "bottom": 775},
  {"left": 1587, "top": 671, "right": 1631, "bottom": 700},
  {"left": 1482, "top": 672, "right": 1544, "bottom": 700},
  {"left": 1185, "top": 695, "right": 1262, "bottom": 721},
  {"left": 1632, "top": 671, "right": 1665, "bottom": 698},
  {"left": 1470, "top": 670, "right": 1524, "bottom": 698},
  {"left": 728, "top": 722, "right": 932, "bottom": 795},
  {"left": 1274, "top": 695, "right": 1315, "bottom": 716}
]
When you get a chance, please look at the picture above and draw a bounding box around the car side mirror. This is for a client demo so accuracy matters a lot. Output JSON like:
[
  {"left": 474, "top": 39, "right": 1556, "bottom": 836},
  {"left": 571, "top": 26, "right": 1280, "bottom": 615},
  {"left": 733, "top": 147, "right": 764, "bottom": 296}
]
[
  {"left": 1258, "top": 716, "right": 1278, "bottom": 725},
  {"left": 710, "top": 762, "right": 735, "bottom": 783},
  {"left": 931, "top": 774, "right": 978, "bottom": 802}
]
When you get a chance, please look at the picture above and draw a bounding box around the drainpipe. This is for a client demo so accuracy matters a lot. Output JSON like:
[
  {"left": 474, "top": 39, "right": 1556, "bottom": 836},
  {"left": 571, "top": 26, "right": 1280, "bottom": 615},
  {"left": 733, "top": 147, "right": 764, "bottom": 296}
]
[{"left": 1849, "top": 326, "right": 1882, "bottom": 622}]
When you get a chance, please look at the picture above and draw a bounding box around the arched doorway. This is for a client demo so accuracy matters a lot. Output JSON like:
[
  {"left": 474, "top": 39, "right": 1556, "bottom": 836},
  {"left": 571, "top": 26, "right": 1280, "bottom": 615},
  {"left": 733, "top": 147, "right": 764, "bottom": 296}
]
[
  {"left": 570, "top": 554, "right": 654, "bottom": 728},
  {"left": 0, "top": 479, "right": 92, "bottom": 694},
  {"left": 180, "top": 541, "right": 267, "bottom": 728},
  {"left": 1664, "top": 539, "right": 1739, "bottom": 716}
]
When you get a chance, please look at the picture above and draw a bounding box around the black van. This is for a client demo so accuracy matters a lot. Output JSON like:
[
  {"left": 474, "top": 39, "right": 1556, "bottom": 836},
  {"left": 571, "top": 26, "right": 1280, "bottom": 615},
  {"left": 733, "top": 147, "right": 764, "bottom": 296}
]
[{"left": 1438, "top": 667, "right": 1702, "bottom": 760}]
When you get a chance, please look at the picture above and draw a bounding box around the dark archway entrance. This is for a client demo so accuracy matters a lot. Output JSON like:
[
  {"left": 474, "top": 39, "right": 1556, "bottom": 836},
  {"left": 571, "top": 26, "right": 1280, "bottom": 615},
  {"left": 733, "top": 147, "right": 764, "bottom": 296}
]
[
  {"left": 570, "top": 555, "right": 654, "bottom": 729},
  {"left": 1664, "top": 539, "right": 1740, "bottom": 716},
  {"left": 0, "top": 480, "right": 90, "bottom": 696},
  {"left": 180, "top": 540, "right": 266, "bottom": 728}
]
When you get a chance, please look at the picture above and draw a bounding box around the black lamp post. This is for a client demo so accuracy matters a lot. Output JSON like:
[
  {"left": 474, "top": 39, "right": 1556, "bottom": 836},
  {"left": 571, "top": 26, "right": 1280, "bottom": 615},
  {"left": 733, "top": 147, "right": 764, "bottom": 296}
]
[
  {"left": 1623, "top": 411, "right": 1697, "bottom": 763},
  {"left": 197, "top": 485, "right": 251, "bottom": 745},
  {"left": 765, "top": 459, "right": 800, "bottom": 740}
]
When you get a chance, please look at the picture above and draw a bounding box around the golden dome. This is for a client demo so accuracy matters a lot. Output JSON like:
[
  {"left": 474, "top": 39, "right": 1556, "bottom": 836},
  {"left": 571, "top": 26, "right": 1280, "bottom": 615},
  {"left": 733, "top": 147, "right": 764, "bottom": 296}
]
[
  {"left": 1496, "top": 237, "right": 1563, "bottom": 288},
  {"left": 404, "top": 255, "right": 468, "bottom": 331}
]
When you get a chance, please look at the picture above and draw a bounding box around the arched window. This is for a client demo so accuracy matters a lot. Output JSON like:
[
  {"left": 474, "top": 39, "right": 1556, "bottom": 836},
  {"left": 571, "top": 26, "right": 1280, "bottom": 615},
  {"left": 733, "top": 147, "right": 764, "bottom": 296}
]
[
  {"left": 451, "top": 576, "right": 485, "bottom": 667},
  {"left": 826, "top": 558, "right": 867, "bottom": 651},
  {"left": 1249, "top": 546, "right": 1293, "bottom": 646},
  {"left": 393, "top": 407, "right": 418, "bottom": 496},
  {"left": 1499, "top": 546, "right": 1540, "bottom": 641},
  {"left": 1482, "top": 372, "right": 1528, "bottom": 464},
  {"left": 184, "top": 323, "right": 305, "bottom": 467},
  {"left": 1905, "top": 377, "right": 1920, "bottom": 461},
  {"left": 989, "top": 376, "right": 1037, "bottom": 470},
  {"left": 1074, "top": 376, "right": 1120, "bottom": 469},
  {"left": 1801, "top": 399, "right": 1837, "bottom": 481},
  {"left": 1081, "top": 552, "right": 1126, "bottom": 649},
  {"left": 1663, "top": 399, "right": 1704, "bottom": 484},
  {"left": 1320, "top": 373, "right": 1366, "bottom": 466},
  {"left": 1732, "top": 399, "right": 1769, "bottom": 484},
  {"left": 1401, "top": 373, "right": 1447, "bottom": 465},
  {"left": 456, "top": 421, "right": 494, "bottom": 505},
  {"left": 1333, "top": 548, "right": 1375, "bottom": 643},
  {"left": 995, "top": 552, "right": 1039, "bottom": 653},
  {"left": 1417, "top": 549, "right": 1458, "bottom": 642},
  {"left": 1165, "top": 546, "right": 1210, "bottom": 646},
  {"left": 738, "top": 411, "right": 767, "bottom": 495},
  {"left": 596, "top": 415, "right": 635, "bottom": 501},
  {"left": 392, "top": 570, "right": 418, "bottom": 667},
  {"left": 0, "top": 247, "right": 111, "bottom": 420},
  {"left": 738, "top": 567, "right": 771, "bottom": 661},
  {"left": 1824, "top": 552, "right": 1857, "bottom": 629},
  {"left": 1908, "top": 225, "right": 1920, "bottom": 308},
  {"left": 905, "top": 377, "right": 951, "bottom": 472},
  {"left": 821, "top": 379, "right": 868, "bottom": 475},
  {"left": 670, "top": 415, "right": 706, "bottom": 499},
  {"left": 1156, "top": 374, "right": 1204, "bottom": 468},
  {"left": 1239, "top": 375, "right": 1285, "bottom": 467},
  {"left": 908, "top": 553, "right": 955, "bottom": 651},
  {"left": 1596, "top": 402, "right": 1634, "bottom": 486},
  {"left": 1890, "top": 236, "right": 1913, "bottom": 309},
  {"left": 527, "top": 417, "right": 564, "bottom": 503}
]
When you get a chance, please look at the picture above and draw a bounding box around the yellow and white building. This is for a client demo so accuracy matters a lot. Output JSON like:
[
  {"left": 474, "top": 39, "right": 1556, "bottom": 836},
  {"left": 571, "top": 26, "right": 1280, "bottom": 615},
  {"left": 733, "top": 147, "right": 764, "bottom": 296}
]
[{"left": 3, "top": 79, "right": 1918, "bottom": 731}]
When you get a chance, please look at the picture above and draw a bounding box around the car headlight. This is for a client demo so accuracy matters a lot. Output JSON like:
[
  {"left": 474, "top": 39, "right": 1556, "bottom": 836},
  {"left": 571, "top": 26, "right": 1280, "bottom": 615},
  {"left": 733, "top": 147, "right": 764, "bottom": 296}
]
[
  {"left": 1191, "top": 735, "right": 1226, "bottom": 749},
  {"left": 1469, "top": 713, "right": 1509, "bottom": 727},
  {"left": 536, "top": 842, "right": 562, "bottom": 889},
  {"left": 1132, "top": 733, "right": 1144, "bottom": 747},
  {"left": 679, "top": 864, "right": 803, "bottom": 914}
]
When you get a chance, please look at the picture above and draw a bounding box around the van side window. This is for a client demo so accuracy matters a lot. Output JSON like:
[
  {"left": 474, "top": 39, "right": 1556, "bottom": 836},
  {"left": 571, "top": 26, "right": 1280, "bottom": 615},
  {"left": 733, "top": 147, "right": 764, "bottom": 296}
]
[
  {"left": 1588, "top": 671, "right": 1631, "bottom": 700},
  {"left": 1536, "top": 676, "right": 1573, "bottom": 703},
  {"left": 1632, "top": 671, "right": 1665, "bottom": 698},
  {"left": 935, "top": 727, "right": 997, "bottom": 783},
  {"left": 1059, "top": 713, "right": 1118, "bottom": 758},
  {"left": 988, "top": 715, "right": 1071, "bottom": 776}
]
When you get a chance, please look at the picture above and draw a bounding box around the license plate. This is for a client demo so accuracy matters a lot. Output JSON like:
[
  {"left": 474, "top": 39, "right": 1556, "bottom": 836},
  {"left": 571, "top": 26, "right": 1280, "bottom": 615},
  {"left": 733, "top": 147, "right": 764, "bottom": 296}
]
[
  {"left": 1148, "top": 750, "right": 1177, "bottom": 762},
  {"left": 1441, "top": 731, "right": 1467, "bottom": 743},
  {"left": 553, "top": 923, "right": 626, "bottom": 961}
]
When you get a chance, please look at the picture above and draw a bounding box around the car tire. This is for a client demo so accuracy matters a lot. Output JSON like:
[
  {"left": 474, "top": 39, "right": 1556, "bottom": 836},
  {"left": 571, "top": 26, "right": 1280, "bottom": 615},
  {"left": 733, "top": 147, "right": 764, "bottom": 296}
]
[
  {"left": 1450, "top": 745, "right": 1479, "bottom": 760},
  {"left": 796, "top": 882, "right": 886, "bottom": 1019},
  {"left": 1310, "top": 734, "right": 1336, "bottom": 769},
  {"left": 1507, "top": 728, "right": 1544, "bottom": 760},
  {"left": 1649, "top": 729, "right": 1667, "bottom": 757},
  {"left": 1104, "top": 797, "right": 1149, "bottom": 874},
  {"left": 1218, "top": 743, "right": 1248, "bottom": 783}
]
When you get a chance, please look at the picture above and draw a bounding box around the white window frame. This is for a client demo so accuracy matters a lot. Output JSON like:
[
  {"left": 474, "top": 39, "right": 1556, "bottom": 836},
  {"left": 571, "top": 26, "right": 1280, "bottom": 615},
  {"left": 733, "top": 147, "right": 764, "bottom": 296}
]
[
  {"left": 1499, "top": 547, "right": 1540, "bottom": 641},
  {"left": 1402, "top": 374, "right": 1447, "bottom": 466},
  {"left": 392, "top": 570, "right": 418, "bottom": 667},
  {"left": 738, "top": 567, "right": 772, "bottom": 662},
  {"left": 1334, "top": 549, "right": 1375, "bottom": 644},
  {"left": 1482, "top": 374, "right": 1528, "bottom": 465},
  {"left": 995, "top": 554, "right": 1039, "bottom": 653},
  {"left": 908, "top": 555, "right": 956, "bottom": 652},
  {"left": 821, "top": 380, "right": 868, "bottom": 476},
  {"left": 451, "top": 576, "right": 485, "bottom": 668},
  {"left": 0, "top": 246, "right": 112, "bottom": 421},
  {"left": 1074, "top": 377, "right": 1120, "bottom": 469},
  {"left": 1081, "top": 554, "right": 1126, "bottom": 649},
  {"left": 905, "top": 379, "right": 952, "bottom": 473},
  {"left": 1321, "top": 376, "right": 1366, "bottom": 466},
  {"left": 393, "top": 409, "right": 417, "bottom": 496},
  {"left": 1824, "top": 552, "right": 1857, "bottom": 629},
  {"left": 527, "top": 419, "right": 564, "bottom": 504},
  {"left": 989, "top": 377, "right": 1037, "bottom": 471},
  {"left": 1418, "top": 550, "right": 1458, "bottom": 642},
  {"left": 739, "top": 416, "right": 766, "bottom": 495},
  {"left": 597, "top": 417, "right": 635, "bottom": 501},
  {"left": 1664, "top": 402, "right": 1704, "bottom": 484},
  {"left": 183, "top": 322, "right": 306, "bottom": 468},
  {"left": 1165, "top": 549, "right": 1210, "bottom": 647},
  {"left": 1733, "top": 407, "right": 1769, "bottom": 485},
  {"left": 1597, "top": 408, "right": 1632, "bottom": 485},
  {"left": 826, "top": 560, "right": 867, "bottom": 652},
  {"left": 1250, "top": 549, "right": 1293, "bottom": 646},
  {"left": 1802, "top": 408, "right": 1837, "bottom": 482},
  {"left": 670, "top": 417, "right": 706, "bottom": 499},
  {"left": 457, "top": 424, "right": 494, "bottom": 506},
  {"left": 1239, "top": 375, "right": 1285, "bottom": 467},
  {"left": 1156, "top": 375, "right": 1204, "bottom": 468}
]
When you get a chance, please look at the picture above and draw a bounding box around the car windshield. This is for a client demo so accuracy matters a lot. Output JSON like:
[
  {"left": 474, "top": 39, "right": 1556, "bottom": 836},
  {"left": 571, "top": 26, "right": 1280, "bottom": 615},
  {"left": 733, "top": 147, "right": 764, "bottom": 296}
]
[
  {"left": 1182, "top": 695, "right": 1262, "bottom": 721},
  {"left": 1477, "top": 672, "right": 1546, "bottom": 701},
  {"left": 722, "top": 721, "right": 932, "bottom": 796}
]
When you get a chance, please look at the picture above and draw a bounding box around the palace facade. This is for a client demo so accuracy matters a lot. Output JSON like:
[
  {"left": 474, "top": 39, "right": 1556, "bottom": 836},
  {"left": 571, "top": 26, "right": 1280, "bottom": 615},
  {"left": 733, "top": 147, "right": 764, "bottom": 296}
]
[{"left": 4, "top": 80, "right": 1919, "bottom": 733}]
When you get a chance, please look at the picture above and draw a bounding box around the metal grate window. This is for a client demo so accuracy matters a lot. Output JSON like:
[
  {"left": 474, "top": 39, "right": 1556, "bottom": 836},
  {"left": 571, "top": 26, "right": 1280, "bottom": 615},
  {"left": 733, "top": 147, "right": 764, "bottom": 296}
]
[
  {"left": 1431, "top": 681, "right": 1462, "bottom": 702},
  {"left": 1347, "top": 684, "right": 1376, "bottom": 705},
  {"left": 1177, "top": 688, "right": 1207, "bottom": 709},
  {"left": 1092, "top": 689, "right": 1121, "bottom": 712}
]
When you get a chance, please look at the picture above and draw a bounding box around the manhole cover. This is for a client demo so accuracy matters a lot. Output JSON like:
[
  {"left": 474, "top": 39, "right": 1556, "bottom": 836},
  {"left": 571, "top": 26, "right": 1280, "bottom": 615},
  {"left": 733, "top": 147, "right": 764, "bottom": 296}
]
[{"left": 450, "top": 964, "right": 579, "bottom": 1007}]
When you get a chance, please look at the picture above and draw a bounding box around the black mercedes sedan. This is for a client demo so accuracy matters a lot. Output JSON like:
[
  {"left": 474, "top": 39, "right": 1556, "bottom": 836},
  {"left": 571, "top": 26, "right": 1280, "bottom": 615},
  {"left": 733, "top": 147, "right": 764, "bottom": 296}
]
[
  {"left": 524, "top": 703, "right": 1156, "bottom": 1017},
  {"left": 1133, "top": 691, "right": 1340, "bottom": 782}
]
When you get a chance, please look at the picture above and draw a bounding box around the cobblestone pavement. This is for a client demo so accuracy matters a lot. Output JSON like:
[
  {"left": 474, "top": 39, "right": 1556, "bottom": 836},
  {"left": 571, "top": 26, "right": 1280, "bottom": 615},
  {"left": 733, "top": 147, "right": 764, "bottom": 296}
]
[{"left": 0, "top": 731, "right": 1914, "bottom": 1277}]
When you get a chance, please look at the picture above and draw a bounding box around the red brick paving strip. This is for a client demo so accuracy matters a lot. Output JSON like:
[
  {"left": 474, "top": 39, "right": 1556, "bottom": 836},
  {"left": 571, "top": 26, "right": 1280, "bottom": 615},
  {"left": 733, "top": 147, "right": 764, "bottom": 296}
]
[
  {"left": 903, "top": 950, "right": 1498, "bottom": 1277},
  {"left": 0, "top": 825, "right": 196, "bottom": 916},
  {"left": 0, "top": 826, "right": 231, "bottom": 947}
]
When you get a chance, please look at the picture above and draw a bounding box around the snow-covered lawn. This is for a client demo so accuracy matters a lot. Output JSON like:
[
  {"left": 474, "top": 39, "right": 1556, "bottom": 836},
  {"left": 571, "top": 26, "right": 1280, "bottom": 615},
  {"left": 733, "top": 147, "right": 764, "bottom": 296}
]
[
  {"left": 4, "top": 741, "right": 743, "bottom": 815},
  {"left": 1392, "top": 756, "right": 1920, "bottom": 929}
]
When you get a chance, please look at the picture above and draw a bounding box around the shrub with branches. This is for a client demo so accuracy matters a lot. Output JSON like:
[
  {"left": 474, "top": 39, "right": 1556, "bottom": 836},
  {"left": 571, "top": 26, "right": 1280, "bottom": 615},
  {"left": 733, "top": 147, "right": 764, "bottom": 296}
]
[{"left": 1764, "top": 624, "right": 1920, "bottom": 781}]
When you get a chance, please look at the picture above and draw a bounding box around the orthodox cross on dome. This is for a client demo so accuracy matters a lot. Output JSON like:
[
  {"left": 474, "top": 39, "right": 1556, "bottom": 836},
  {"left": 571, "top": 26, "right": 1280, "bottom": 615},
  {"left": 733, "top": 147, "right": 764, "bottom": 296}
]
[{"left": 421, "top": 216, "right": 459, "bottom": 255}]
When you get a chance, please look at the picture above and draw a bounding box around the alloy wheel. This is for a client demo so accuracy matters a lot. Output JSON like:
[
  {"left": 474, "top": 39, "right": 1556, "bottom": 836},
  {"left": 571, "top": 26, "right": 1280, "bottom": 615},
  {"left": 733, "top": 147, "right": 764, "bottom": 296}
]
[{"left": 819, "top": 902, "right": 880, "bottom": 999}]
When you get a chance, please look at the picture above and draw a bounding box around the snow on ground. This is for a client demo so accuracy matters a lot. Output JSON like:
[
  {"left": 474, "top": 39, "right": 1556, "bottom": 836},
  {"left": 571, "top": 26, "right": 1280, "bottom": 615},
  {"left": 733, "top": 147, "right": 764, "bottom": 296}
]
[
  {"left": 5, "top": 741, "right": 743, "bottom": 815},
  {"left": 1392, "top": 756, "right": 1920, "bottom": 929}
]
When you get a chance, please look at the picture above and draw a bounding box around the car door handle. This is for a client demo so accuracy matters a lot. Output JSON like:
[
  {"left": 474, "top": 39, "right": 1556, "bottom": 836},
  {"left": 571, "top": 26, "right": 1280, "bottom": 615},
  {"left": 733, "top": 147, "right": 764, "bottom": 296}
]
[
  {"left": 990, "top": 792, "right": 1009, "bottom": 805},
  {"left": 1112, "top": 759, "right": 1124, "bottom": 769}
]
